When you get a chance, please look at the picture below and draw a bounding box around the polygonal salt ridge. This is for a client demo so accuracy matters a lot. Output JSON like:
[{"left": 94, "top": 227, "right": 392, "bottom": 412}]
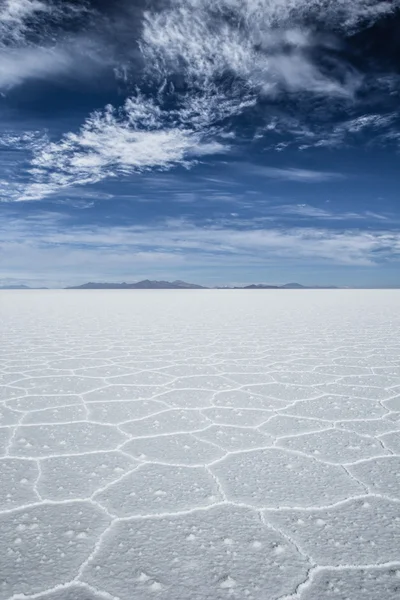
[
  {"left": 74, "top": 364, "right": 143, "bottom": 378},
  {"left": 280, "top": 395, "right": 387, "bottom": 421},
  {"left": 83, "top": 384, "right": 168, "bottom": 402},
  {"left": 313, "top": 365, "right": 374, "bottom": 375},
  {"left": 22, "top": 404, "right": 87, "bottom": 425},
  {"left": 348, "top": 456, "right": 400, "bottom": 501},
  {"left": 332, "top": 357, "right": 400, "bottom": 369},
  {"left": 118, "top": 359, "right": 176, "bottom": 371},
  {"left": 383, "top": 396, "right": 400, "bottom": 411},
  {"left": 0, "top": 386, "right": 27, "bottom": 402},
  {"left": 374, "top": 366, "right": 400, "bottom": 376},
  {"left": 263, "top": 496, "right": 400, "bottom": 566},
  {"left": 201, "top": 407, "right": 272, "bottom": 427},
  {"left": 314, "top": 383, "right": 399, "bottom": 400},
  {"left": 38, "top": 451, "right": 138, "bottom": 501},
  {"left": 7, "top": 395, "right": 84, "bottom": 412},
  {"left": 74, "top": 350, "right": 130, "bottom": 360},
  {"left": 151, "top": 388, "right": 215, "bottom": 408},
  {"left": 47, "top": 358, "right": 114, "bottom": 370},
  {"left": 0, "top": 427, "right": 13, "bottom": 455},
  {"left": 211, "top": 448, "right": 363, "bottom": 509},
  {"left": 269, "top": 371, "right": 340, "bottom": 385},
  {"left": 336, "top": 419, "right": 400, "bottom": 437},
  {"left": 241, "top": 383, "right": 323, "bottom": 402},
  {"left": 94, "top": 463, "right": 222, "bottom": 517},
  {"left": 120, "top": 409, "right": 211, "bottom": 437},
  {"left": 0, "top": 501, "right": 110, "bottom": 599},
  {"left": 0, "top": 372, "right": 28, "bottom": 385},
  {"left": 122, "top": 432, "right": 225, "bottom": 465},
  {"left": 10, "top": 423, "right": 128, "bottom": 458},
  {"left": 1, "top": 361, "right": 49, "bottom": 371},
  {"left": 297, "top": 565, "right": 400, "bottom": 600},
  {"left": 10, "top": 376, "right": 107, "bottom": 395},
  {"left": 104, "top": 371, "right": 177, "bottom": 386},
  {"left": 167, "top": 375, "right": 238, "bottom": 391},
  {"left": 12, "top": 368, "right": 80, "bottom": 379},
  {"left": 379, "top": 432, "right": 400, "bottom": 454},
  {"left": 152, "top": 364, "right": 223, "bottom": 377},
  {"left": 212, "top": 389, "right": 288, "bottom": 410},
  {"left": 276, "top": 428, "right": 388, "bottom": 464},
  {"left": 80, "top": 505, "right": 310, "bottom": 600},
  {"left": 274, "top": 358, "right": 331, "bottom": 367},
  {"left": 337, "top": 374, "right": 400, "bottom": 388},
  {"left": 384, "top": 411, "right": 400, "bottom": 423},
  {"left": 259, "top": 416, "right": 328, "bottom": 437},
  {"left": 0, "top": 458, "right": 39, "bottom": 510},
  {"left": 86, "top": 399, "right": 169, "bottom": 424},
  {"left": 218, "top": 373, "right": 276, "bottom": 385},
  {"left": 13, "top": 582, "right": 112, "bottom": 599},
  {"left": 0, "top": 405, "right": 22, "bottom": 426},
  {"left": 194, "top": 425, "right": 274, "bottom": 452}
]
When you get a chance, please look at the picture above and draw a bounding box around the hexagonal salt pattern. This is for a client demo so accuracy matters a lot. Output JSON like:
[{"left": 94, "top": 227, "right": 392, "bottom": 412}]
[
  {"left": 264, "top": 496, "right": 400, "bottom": 565},
  {"left": 1, "top": 289, "right": 400, "bottom": 600},
  {"left": 0, "top": 502, "right": 110, "bottom": 599},
  {"left": 81, "top": 505, "right": 309, "bottom": 600}
]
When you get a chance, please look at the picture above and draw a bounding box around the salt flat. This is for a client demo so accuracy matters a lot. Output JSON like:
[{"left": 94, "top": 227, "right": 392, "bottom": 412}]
[{"left": 1, "top": 289, "right": 400, "bottom": 600}]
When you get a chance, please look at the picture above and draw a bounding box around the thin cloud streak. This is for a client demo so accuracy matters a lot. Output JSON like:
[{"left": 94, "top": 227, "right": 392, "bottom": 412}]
[{"left": 245, "top": 165, "right": 345, "bottom": 182}]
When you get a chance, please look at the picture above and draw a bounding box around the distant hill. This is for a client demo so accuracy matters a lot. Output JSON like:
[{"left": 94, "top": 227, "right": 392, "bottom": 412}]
[
  {"left": 0, "top": 285, "right": 48, "bottom": 290},
  {"left": 279, "top": 283, "right": 338, "bottom": 289},
  {"left": 279, "top": 282, "right": 305, "bottom": 289},
  {"left": 66, "top": 280, "right": 206, "bottom": 290},
  {"left": 241, "top": 284, "right": 279, "bottom": 289}
]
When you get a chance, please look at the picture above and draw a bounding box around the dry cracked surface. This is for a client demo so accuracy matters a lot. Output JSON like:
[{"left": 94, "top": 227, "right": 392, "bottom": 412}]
[{"left": 1, "top": 289, "right": 400, "bottom": 600}]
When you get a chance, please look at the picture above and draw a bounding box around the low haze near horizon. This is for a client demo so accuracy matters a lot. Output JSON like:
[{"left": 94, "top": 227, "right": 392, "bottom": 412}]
[{"left": 0, "top": 0, "right": 400, "bottom": 288}]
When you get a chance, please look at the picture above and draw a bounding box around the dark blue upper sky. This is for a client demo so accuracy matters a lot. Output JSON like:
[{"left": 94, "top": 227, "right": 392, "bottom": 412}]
[{"left": 0, "top": 0, "right": 399, "bottom": 287}]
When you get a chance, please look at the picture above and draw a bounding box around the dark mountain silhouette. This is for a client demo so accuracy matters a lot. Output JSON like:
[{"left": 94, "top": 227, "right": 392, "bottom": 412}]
[
  {"left": 0, "top": 285, "right": 48, "bottom": 289},
  {"left": 241, "top": 284, "right": 279, "bottom": 289},
  {"left": 280, "top": 282, "right": 337, "bottom": 289},
  {"left": 66, "top": 280, "right": 206, "bottom": 290}
]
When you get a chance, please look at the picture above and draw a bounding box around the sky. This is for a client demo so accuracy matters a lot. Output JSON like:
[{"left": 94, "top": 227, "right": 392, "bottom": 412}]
[{"left": 0, "top": 0, "right": 399, "bottom": 288}]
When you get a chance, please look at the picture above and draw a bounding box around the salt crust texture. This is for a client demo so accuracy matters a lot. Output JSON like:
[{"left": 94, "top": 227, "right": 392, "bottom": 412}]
[{"left": 1, "top": 289, "right": 400, "bottom": 600}]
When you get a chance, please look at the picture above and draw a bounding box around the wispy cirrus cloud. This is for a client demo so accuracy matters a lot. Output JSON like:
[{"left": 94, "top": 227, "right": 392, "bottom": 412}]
[{"left": 21, "top": 95, "right": 228, "bottom": 200}]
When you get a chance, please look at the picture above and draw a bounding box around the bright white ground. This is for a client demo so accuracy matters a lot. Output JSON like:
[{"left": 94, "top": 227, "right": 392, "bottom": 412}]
[{"left": 1, "top": 290, "right": 400, "bottom": 600}]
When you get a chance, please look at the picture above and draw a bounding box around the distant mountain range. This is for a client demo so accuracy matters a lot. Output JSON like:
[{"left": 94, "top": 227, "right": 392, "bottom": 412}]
[
  {"left": 2, "top": 280, "right": 399, "bottom": 290},
  {"left": 65, "top": 280, "right": 338, "bottom": 290},
  {"left": 66, "top": 280, "right": 206, "bottom": 290},
  {"left": 0, "top": 285, "right": 48, "bottom": 290}
]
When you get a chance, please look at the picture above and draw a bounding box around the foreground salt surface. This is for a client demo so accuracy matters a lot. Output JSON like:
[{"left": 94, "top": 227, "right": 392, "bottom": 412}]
[{"left": 1, "top": 291, "right": 400, "bottom": 600}]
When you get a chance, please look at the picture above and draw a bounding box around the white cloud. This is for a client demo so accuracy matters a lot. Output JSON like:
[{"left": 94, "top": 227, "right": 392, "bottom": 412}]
[
  {"left": 22, "top": 95, "right": 227, "bottom": 199},
  {"left": 0, "top": 0, "right": 48, "bottom": 44},
  {"left": 0, "top": 1, "right": 105, "bottom": 90},
  {"left": 140, "top": 0, "right": 367, "bottom": 99},
  {"left": 0, "top": 46, "right": 72, "bottom": 88}
]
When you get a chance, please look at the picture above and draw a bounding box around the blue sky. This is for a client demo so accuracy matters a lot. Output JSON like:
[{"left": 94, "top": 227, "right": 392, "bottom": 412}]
[{"left": 0, "top": 0, "right": 399, "bottom": 287}]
